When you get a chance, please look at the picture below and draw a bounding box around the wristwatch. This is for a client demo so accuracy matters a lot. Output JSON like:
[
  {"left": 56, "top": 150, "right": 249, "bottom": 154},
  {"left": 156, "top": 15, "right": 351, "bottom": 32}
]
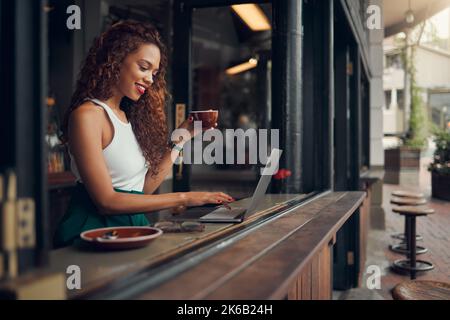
[{"left": 169, "top": 141, "right": 183, "bottom": 152}]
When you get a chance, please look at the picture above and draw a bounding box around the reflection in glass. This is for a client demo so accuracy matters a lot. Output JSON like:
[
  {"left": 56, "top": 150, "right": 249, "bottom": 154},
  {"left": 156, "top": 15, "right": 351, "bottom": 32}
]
[{"left": 190, "top": 4, "right": 272, "bottom": 198}]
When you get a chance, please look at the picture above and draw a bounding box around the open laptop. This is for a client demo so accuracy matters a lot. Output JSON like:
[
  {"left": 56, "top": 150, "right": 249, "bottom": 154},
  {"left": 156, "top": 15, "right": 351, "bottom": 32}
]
[{"left": 172, "top": 148, "right": 283, "bottom": 223}]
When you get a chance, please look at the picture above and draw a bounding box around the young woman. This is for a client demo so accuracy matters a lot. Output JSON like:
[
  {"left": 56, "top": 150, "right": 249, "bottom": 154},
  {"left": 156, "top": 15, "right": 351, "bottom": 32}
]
[{"left": 54, "top": 20, "right": 234, "bottom": 248}]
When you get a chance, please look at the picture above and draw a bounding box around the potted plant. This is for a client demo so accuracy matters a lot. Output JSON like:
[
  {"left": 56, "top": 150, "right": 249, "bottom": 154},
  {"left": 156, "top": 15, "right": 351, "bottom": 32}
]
[
  {"left": 384, "top": 85, "right": 428, "bottom": 183},
  {"left": 384, "top": 40, "right": 428, "bottom": 184},
  {"left": 428, "top": 129, "right": 450, "bottom": 201}
]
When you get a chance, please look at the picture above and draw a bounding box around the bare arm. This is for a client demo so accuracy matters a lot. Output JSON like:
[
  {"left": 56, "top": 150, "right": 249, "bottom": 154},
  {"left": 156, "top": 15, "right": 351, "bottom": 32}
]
[
  {"left": 69, "top": 105, "right": 232, "bottom": 215},
  {"left": 143, "top": 116, "right": 209, "bottom": 194},
  {"left": 142, "top": 147, "right": 179, "bottom": 194}
]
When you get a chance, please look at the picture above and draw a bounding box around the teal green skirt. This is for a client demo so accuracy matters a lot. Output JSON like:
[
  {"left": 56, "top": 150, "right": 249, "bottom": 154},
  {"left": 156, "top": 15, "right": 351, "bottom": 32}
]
[{"left": 53, "top": 183, "right": 149, "bottom": 248}]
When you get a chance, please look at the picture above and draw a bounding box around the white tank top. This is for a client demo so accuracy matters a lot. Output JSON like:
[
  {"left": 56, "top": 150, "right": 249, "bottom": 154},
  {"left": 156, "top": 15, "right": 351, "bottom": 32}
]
[{"left": 70, "top": 98, "right": 149, "bottom": 191}]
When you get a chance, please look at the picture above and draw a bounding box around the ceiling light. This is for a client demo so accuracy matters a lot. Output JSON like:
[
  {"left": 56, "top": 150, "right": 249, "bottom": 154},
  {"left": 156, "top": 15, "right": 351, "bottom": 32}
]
[
  {"left": 231, "top": 4, "right": 271, "bottom": 31},
  {"left": 405, "top": 10, "right": 415, "bottom": 24},
  {"left": 226, "top": 58, "right": 258, "bottom": 75},
  {"left": 405, "top": 0, "right": 415, "bottom": 24}
]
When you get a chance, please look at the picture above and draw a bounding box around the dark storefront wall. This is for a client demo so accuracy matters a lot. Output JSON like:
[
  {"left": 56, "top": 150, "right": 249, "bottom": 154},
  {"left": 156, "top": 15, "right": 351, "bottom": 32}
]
[
  {"left": 332, "top": 0, "right": 372, "bottom": 290},
  {"left": 0, "top": 0, "right": 49, "bottom": 272},
  {"left": 301, "top": 0, "right": 334, "bottom": 194}
]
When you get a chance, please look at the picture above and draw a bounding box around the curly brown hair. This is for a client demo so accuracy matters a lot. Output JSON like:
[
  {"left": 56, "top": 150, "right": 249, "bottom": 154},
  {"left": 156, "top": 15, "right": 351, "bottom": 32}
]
[{"left": 61, "top": 20, "right": 169, "bottom": 177}]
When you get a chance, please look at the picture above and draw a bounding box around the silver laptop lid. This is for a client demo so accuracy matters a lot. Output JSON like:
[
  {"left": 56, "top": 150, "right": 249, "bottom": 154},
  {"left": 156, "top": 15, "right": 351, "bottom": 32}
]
[{"left": 244, "top": 148, "right": 283, "bottom": 218}]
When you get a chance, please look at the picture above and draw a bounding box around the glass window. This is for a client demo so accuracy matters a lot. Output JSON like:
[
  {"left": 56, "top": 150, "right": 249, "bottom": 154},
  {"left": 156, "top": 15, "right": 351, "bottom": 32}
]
[
  {"left": 386, "top": 53, "right": 402, "bottom": 69},
  {"left": 429, "top": 91, "right": 450, "bottom": 129},
  {"left": 189, "top": 4, "right": 272, "bottom": 199},
  {"left": 384, "top": 90, "right": 392, "bottom": 109},
  {"left": 397, "top": 89, "right": 404, "bottom": 109}
]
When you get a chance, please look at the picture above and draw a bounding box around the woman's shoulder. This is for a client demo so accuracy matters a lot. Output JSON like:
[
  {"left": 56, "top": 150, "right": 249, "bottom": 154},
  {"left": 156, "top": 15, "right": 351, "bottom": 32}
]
[{"left": 70, "top": 101, "right": 107, "bottom": 124}]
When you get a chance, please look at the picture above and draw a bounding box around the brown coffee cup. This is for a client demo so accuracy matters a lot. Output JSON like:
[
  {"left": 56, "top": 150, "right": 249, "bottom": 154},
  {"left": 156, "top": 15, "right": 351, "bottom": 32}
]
[{"left": 189, "top": 109, "right": 218, "bottom": 129}]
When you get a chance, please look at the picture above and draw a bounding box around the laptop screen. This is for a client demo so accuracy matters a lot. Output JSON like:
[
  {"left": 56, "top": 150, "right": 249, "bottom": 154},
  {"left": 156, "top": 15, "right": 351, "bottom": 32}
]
[{"left": 243, "top": 148, "right": 283, "bottom": 218}]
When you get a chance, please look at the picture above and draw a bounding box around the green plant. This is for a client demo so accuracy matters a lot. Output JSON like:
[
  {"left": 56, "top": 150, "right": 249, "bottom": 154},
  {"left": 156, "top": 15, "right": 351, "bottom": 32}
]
[
  {"left": 405, "top": 84, "right": 428, "bottom": 148},
  {"left": 400, "top": 39, "right": 429, "bottom": 149},
  {"left": 428, "top": 129, "right": 450, "bottom": 175}
]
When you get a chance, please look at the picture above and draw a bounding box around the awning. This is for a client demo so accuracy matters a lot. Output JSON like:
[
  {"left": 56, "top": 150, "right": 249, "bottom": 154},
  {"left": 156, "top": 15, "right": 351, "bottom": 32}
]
[{"left": 384, "top": 0, "right": 450, "bottom": 37}]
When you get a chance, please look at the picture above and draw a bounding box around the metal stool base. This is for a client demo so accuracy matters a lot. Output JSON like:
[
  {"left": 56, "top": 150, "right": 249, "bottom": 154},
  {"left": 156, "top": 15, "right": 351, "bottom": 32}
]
[
  {"left": 392, "top": 259, "right": 434, "bottom": 274},
  {"left": 389, "top": 244, "right": 428, "bottom": 255},
  {"left": 391, "top": 233, "right": 423, "bottom": 241}
]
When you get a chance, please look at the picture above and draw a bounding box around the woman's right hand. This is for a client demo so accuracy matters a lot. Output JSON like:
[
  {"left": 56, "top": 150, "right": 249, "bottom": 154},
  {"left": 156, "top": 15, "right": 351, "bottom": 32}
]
[{"left": 183, "top": 192, "right": 234, "bottom": 207}]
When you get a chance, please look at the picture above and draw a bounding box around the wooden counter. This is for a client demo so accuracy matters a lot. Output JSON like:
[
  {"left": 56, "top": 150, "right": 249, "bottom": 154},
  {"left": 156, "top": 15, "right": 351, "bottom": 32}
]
[{"left": 46, "top": 191, "right": 365, "bottom": 300}]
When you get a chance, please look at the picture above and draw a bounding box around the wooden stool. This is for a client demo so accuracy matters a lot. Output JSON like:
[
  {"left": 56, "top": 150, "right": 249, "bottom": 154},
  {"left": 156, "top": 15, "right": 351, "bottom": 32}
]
[
  {"left": 390, "top": 196, "right": 426, "bottom": 252},
  {"left": 391, "top": 206, "right": 435, "bottom": 279},
  {"left": 390, "top": 197, "right": 426, "bottom": 206},
  {"left": 391, "top": 233, "right": 423, "bottom": 242},
  {"left": 391, "top": 190, "right": 424, "bottom": 199},
  {"left": 392, "top": 280, "right": 450, "bottom": 300}
]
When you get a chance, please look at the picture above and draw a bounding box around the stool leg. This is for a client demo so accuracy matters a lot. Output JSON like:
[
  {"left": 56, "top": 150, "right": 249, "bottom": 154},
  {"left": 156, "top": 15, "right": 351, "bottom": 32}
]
[
  {"left": 404, "top": 216, "right": 408, "bottom": 243},
  {"left": 410, "top": 216, "right": 417, "bottom": 280},
  {"left": 405, "top": 217, "right": 411, "bottom": 259}
]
